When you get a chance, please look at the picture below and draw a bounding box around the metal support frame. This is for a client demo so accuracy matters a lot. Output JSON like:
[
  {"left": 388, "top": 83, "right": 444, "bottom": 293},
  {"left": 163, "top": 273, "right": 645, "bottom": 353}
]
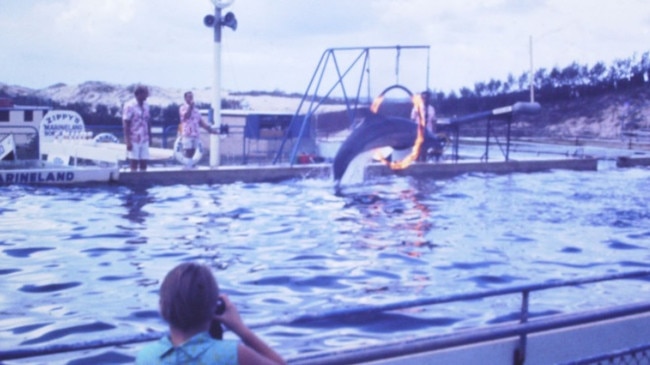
[
  {"left": 272, "top": 45, "right": 431, "bottom": 165},
  {"left": 450, "top": 102, "right": 540, "bottom": 163},
  {"left": 481, "top": 115, "right": 513, "bottom": 162},
  {"left": 439, "top": 123, "right": 461, "bottom": 162},
  {"left": 483, "top": 116, "right": 493, "bottom": 162},
  {"left": 514, "top": 290, "right": 530, "bottom": 365}
]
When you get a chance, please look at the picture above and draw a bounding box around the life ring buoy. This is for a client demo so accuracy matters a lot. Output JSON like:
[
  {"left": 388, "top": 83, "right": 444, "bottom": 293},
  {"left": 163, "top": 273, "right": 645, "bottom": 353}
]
[
  {"left": 93, "top": 133, "right": 120, "bottom": 144},
  {"left": 173, "top": 137, "right": 203, "bottom": 167}
]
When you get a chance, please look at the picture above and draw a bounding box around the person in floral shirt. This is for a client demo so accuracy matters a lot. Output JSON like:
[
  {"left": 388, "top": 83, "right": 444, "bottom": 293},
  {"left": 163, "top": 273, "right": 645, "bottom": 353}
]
[
  {"left": 122, "top": 85, "right": 151, "bottom": 171},
  {"left": 178, "top": 91, "right": 215, "bottom": 164}
]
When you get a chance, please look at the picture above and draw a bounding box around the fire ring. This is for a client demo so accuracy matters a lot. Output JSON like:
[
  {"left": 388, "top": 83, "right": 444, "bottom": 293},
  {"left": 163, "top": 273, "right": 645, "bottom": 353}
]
[{"left": 370, "top": 84, "right": 426, "bottom": 170}]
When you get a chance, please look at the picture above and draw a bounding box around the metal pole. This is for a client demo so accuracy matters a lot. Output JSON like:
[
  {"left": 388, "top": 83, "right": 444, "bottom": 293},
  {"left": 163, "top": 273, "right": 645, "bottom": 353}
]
[
  {"left": 529, "top": 35, "right": 534, "bottom": 103},
  {"left": 210, "top": 6, "right": 222, "bottom": 167}
]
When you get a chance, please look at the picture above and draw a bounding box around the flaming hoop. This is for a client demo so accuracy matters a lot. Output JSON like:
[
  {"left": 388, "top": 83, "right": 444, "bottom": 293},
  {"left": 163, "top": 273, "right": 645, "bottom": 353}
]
[{"left": 370, "top": 85, "right": 426, "bottom": 170}]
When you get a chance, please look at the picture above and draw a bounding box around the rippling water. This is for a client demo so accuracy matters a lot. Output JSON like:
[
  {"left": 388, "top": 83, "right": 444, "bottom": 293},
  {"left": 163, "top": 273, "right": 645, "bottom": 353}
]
[{"left": 2, "top": 162, "right": 650, "bottom": 364}]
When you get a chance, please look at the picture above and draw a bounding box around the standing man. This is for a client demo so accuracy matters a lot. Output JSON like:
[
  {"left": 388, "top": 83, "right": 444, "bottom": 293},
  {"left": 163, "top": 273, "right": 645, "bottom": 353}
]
[
  {"left": 122, "top": 85, "right": 151, "bottom": 172},
  {"left": 179, "top": 91, "right": 215, "bottom": 162},
  {"left": 411, "top": 90, "right": 436, "bottom": 134},
  {"left": 411, "top": 90, "right": 437, "bottom": 162}
]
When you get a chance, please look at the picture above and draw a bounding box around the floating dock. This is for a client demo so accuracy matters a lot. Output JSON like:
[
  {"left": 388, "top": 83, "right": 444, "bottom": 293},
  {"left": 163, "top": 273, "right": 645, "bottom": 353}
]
[
  {"left": 116, "top": 157, "right": 599, "bottom": 187},
  {"left": 617, "top": 155, "right": 650, "bottom": 168}
]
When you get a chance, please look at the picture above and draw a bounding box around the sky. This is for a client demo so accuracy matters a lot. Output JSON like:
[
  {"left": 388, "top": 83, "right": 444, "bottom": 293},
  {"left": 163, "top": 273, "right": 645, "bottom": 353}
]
[{"left": 1, "top": 0, "right": 649, "bottom": 96}]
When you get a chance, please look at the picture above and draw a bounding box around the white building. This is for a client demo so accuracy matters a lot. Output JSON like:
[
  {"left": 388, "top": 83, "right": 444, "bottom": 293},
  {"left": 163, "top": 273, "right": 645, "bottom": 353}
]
[{"left": 0, "top": 98, "right": 51, "bottom": 145}]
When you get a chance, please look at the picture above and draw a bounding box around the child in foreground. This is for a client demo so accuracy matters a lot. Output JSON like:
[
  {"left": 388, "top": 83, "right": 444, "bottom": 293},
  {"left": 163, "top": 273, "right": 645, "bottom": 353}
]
[{"left": 136, "top": 262, "right": 285, "bottom": 365}]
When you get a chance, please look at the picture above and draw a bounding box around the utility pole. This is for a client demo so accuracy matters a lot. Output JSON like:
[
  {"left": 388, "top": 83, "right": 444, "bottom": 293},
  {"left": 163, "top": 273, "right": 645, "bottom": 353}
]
[
  {"left": 204, "top": 0, "right": 237, "bottom": 167},
  {"left": 529, "top": 35, "right": 534, "bottom": 103}
]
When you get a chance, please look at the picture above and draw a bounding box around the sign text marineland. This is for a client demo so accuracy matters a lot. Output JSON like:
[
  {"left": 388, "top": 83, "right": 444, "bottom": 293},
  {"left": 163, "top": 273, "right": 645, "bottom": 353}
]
[{"left": 0, "top": 171, "right": 75, "bottom": 185}]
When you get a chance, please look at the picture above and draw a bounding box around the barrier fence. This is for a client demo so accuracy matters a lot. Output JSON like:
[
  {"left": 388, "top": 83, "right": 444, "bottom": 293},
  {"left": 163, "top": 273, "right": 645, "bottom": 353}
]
[{"left": 2, "top": 270, "right": 650, "bottom": 363}]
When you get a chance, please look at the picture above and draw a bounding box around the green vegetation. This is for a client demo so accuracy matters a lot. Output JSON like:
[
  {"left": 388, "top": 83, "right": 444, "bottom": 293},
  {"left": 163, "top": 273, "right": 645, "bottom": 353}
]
[{"left": 437, "top": 51, "right": 649, "bottom": 117}]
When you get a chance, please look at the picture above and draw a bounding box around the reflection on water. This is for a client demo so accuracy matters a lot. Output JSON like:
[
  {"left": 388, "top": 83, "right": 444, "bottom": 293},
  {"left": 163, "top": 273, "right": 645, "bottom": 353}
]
[
  {"left": 121, "top": 187, "right": 154, "bottom": 224},
  {"left": 1, "top": 165, "right": 650, "bottom": 363}
]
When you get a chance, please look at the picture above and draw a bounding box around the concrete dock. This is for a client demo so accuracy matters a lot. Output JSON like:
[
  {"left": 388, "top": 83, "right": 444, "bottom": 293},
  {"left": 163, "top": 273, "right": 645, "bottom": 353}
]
[
  {"left": 117, "top": 157, "right": 599, "bottom": 187},
  {"left": 616, "top": 155, "right": 650, "bottom": 168}
]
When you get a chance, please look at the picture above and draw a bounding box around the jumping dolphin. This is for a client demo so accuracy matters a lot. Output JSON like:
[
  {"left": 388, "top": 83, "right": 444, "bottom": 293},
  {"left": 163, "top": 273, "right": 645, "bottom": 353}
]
[{"left": 332, "top": 113, "right": 440, "bottom": 182}]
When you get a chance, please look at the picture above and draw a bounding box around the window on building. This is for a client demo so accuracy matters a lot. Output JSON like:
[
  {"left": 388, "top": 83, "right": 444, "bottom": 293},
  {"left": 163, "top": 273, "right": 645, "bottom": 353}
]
[
  {"left": 0, "top": 110, "right": 9, "bottom": 122},
  {"left": 25, "top": 110, "right": 34, "bottom": 122}
]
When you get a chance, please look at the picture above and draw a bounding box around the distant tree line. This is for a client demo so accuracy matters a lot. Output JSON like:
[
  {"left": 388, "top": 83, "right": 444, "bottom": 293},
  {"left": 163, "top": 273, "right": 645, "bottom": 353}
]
[{"left": 434, "top": 51, "right": 650, "bottom": 117}]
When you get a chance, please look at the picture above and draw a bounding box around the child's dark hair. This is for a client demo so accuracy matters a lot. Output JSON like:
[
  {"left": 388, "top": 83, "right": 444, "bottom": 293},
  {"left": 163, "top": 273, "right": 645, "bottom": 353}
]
[{"left": 159, "top": 262, "right": 219, "bottom": 331}]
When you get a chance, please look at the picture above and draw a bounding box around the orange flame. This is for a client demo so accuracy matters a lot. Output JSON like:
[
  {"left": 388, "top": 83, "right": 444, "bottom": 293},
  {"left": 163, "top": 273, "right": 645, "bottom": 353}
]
[
  {"left": 370, "top": 95, "right": 384, "bottom": 114},
  {"left": 373, "top": 93, "right": 426, "bottom": 170}
]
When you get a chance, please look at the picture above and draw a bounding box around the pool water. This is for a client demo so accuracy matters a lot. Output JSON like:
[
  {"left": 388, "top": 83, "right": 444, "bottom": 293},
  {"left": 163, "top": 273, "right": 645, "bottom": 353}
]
[{"left": 2, "top": 162, "right": 650, "bottom": 364}]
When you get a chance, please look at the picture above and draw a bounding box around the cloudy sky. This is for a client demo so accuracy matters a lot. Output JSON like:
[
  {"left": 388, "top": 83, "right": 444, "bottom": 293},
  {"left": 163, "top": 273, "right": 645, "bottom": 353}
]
[{"left": 1, "top": 0, "right": 649, "bottom": 96}]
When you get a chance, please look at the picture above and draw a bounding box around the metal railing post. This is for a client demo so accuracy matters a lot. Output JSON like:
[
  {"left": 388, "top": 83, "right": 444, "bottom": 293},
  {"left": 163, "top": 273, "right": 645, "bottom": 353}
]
[{"left": 515, "top": 290, "right": 530, "bottom": 365}]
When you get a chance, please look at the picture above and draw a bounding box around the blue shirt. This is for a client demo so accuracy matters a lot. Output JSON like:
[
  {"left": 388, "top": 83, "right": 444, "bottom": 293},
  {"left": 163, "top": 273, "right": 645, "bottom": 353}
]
[{"left": 136, "top": 331, "right": 238, "bottom": 365}]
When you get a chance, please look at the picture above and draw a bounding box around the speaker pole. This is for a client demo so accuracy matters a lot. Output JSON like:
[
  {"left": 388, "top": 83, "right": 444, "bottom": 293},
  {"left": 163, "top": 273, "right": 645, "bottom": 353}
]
[
  {"left": 210, "top": 4, "right": 222, "bottom": 167},
  {"left": 206, "top": 0, "right": 236, "bottom": 167}
]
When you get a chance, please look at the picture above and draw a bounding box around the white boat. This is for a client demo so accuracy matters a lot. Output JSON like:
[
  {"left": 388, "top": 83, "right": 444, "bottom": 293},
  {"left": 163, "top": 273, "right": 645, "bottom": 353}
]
[
  {"left": 0, "top": 159, "right": 118, "bottom": 185},
  {"left": 0, "top": 105, "right": 123, "bottom": 185}
]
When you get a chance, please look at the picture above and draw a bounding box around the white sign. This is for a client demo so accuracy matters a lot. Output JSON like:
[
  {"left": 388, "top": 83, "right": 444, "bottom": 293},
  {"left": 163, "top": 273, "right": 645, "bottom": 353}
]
[
  {"left": 0, "top": 134, "right": 16, "bottom": 160},
  {"left": 40, "top": 110, "right": 86, "bottom": 143}
]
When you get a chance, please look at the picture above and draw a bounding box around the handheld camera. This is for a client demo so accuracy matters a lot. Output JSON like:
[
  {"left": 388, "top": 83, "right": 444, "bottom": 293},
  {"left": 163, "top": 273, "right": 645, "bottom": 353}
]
[{"left": 210, "top": 297, "right": 226, "bottom": 339}]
